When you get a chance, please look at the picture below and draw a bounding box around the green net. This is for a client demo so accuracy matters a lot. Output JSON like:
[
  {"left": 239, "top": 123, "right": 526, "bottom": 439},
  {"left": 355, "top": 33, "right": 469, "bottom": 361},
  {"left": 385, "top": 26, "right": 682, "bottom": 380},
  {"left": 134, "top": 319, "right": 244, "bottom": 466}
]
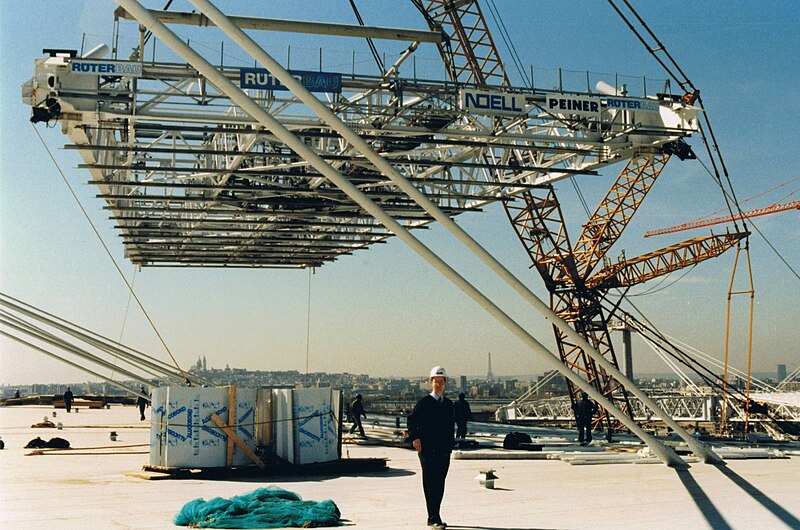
[{"left": 174, "top": 486, "right": 341, "bottom": 528}]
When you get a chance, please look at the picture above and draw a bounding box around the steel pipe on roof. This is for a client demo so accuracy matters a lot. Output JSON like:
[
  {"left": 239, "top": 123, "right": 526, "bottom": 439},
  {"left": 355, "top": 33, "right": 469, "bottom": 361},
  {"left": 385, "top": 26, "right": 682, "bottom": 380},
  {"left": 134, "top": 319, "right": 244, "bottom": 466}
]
[
  {"left": 117, "top": 0, "right": 692, "bottom": 467},
  {"left": 0, "top": 330, "right": 151, "bottom": 399},
  {"left": 184, "top": 0, "right": 721, "bottom": 465}
]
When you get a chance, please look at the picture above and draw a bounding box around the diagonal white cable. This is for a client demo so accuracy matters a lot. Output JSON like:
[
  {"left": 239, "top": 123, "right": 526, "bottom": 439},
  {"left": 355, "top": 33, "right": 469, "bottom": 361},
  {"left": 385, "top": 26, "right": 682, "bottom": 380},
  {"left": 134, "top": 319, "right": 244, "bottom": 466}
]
[
  {"left": 640, "top": 334, "right": 700, "bottom": 394},
  {"left": 31, "top": 125, "right": 194, "bottom": 384},
  {"left": 0, "top": 329, "right": 149, "bottom": 399},
  {"left": 663, "top": 332, "right": 777, "bottom": 392}
]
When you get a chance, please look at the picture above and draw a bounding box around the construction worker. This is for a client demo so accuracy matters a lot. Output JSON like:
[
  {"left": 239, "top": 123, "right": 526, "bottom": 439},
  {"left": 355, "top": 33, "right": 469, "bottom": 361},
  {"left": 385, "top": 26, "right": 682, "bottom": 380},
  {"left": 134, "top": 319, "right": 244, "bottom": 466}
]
[
  {"left": 63, "top": 387, "right": 74, "bottom": 413},
  {"left": 573, "top": 391, "right": 598, "bottom": 445},
  {"left": 348, "top": 394, "right": 366, "bottom": 437},
  {"left": 454, "top": 392, "right": 472, "bottom": 440},
  {"left": 136, "top": 386, "right": 149, "bottom": 421},
  {"left": 408, "top": 366, "right": 454, "bottom": 529}
]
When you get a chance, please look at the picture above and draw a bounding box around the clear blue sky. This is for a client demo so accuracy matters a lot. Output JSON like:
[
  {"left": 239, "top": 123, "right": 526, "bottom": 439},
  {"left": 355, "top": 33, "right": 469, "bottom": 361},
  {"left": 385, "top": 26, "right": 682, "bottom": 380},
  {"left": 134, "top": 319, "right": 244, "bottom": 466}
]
[{"left": 1, "top": 1, "right": 798, "bottom": 386}]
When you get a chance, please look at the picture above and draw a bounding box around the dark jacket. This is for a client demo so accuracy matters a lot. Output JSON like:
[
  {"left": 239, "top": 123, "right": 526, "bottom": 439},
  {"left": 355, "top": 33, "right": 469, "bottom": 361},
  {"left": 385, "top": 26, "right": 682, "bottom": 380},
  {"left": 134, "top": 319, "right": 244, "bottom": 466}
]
[
  {"left": 454, "top": 399, "right": 472, "bottom": 424},
  {"left": 351, "top": 399, "right": 365, "bottom": 419},
  {"left": 573, "top": 397, "right": 598, "bottom": 421},
  {"left": 408, "top": 395, "right": 454, "bottom": 454}
]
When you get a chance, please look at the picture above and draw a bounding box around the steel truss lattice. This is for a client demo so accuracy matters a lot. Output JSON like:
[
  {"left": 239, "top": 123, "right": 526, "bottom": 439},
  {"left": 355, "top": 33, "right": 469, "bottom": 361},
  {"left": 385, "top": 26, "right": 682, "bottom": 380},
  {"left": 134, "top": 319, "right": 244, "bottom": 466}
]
[{"left": 25, "top": 5, "right": 700, "bottom": 268}]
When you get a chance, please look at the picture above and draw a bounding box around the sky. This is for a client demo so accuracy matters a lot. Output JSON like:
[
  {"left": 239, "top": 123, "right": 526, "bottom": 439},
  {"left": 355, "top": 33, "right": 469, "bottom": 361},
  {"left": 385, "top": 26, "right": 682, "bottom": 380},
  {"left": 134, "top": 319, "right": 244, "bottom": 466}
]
[{"left": 1, "top": 1, "right": 798, "bottom": 386}]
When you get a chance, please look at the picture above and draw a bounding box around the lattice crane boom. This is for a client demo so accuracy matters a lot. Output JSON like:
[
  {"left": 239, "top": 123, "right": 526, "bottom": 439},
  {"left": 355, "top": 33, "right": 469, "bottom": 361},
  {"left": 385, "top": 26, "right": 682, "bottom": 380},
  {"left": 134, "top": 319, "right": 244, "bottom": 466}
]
[
  {"left": 587, "top": 231, "right": 749, "bottom": 290},
  {"left": 573, "top": 152, "right": 671, "bottom": 277},
  {"left": 420, "top": 0, "right": 510, "bottom": 87}
]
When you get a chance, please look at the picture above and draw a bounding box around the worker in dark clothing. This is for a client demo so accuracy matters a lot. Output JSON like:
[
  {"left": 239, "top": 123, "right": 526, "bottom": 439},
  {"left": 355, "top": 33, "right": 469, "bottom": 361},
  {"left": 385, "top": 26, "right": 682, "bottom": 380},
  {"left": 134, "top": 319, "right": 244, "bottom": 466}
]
[
  {"left": 348, "top": 394, "right": 366, "bottom": 437},
  {"left": 136, "top": 386, "right": 149, "bottom": 421},
  {"left": 572, "top": 391, "right": 598, "bottom": 445},
  {"left": 63, "top": 387, "right": 74, "bottom": 413},
  {"left": 453, "top": 392, "right": 472, "bottom": 440},
  {"left": 408, "top": 366, "right": 454, "bottom": 529}
]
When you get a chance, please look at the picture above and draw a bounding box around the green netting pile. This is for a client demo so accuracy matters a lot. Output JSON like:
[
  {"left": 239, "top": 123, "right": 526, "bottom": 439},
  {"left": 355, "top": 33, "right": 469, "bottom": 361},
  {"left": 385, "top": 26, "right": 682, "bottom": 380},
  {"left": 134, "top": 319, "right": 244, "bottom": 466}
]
[{"left": 174, "top": 486, "right": 341, "bottom": 528}]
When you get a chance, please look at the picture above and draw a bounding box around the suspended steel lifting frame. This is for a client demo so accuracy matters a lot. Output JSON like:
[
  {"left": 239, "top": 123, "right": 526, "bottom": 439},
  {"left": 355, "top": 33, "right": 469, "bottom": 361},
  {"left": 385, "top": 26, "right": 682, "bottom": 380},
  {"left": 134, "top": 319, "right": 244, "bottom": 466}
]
[
  {"left": 104, "top": 0, "right": 732, "bottom": 466},
  {"left": 26, "top": 6, "right": 703, "bottom": 269}
]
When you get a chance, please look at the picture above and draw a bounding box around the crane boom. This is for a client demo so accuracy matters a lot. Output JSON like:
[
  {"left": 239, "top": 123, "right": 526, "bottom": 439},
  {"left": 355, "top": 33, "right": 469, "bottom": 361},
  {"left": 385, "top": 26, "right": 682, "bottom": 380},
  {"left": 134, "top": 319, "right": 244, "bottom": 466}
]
[
  {"left": 644, "top": 200, "right": 800, "bottom": 237},
  {"left": 587, "top": 231, "right": 749, "bottom": 289}
]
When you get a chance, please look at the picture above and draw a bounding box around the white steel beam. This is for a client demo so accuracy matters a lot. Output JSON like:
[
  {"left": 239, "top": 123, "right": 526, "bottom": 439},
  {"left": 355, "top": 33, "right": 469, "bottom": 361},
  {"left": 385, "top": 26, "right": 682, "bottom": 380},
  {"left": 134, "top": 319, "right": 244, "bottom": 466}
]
[
  {"left": 114, "top": 8, "right": 445, "bottom": 43},
  {"left": 186, "top": 0, "right": 721, "bottom": 464},
  {"left": 117, "top": 0, "right": 691, "bottom": 467}
]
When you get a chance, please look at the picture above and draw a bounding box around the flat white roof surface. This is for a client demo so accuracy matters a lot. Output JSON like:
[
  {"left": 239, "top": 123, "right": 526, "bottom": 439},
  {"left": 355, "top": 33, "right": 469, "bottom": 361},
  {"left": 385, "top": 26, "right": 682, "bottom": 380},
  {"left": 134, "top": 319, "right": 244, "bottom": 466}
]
[{"left": 1, "top": 405, "right": 799, "bottom": 529}]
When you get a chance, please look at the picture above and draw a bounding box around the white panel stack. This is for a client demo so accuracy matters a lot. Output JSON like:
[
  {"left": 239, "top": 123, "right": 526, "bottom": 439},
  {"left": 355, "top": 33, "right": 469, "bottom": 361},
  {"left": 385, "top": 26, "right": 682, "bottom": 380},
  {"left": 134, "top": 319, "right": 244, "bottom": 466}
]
[
  {"left": 271, "top": 388, "right": 295, "bottom": 464},
  {"left": 231, "top": 387, "right": 257, "bottom": 467},
  {"left": 292, "top": 387, "right": 340, "bottom": 464},
  {"left": 149, "top": 386, "right": 167, "bottom": 467},
  {"left": 148, "top": 386, "right": 340, "bottom": 468}
]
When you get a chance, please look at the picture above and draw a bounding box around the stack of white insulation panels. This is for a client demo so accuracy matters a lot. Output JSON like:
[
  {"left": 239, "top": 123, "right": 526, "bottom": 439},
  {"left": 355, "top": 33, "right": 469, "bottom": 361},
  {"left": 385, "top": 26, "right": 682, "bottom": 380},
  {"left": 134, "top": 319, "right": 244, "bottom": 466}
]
[{"left": 149, "top": 386, "right": 341, "bottom": 468}]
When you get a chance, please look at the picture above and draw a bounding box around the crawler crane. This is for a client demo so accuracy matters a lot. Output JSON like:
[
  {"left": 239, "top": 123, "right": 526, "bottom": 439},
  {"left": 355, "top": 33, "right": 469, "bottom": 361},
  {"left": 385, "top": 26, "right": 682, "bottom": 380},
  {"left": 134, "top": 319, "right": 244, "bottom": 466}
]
[{"left": 414, "top": 0, "right": 748, "bottom": 434}]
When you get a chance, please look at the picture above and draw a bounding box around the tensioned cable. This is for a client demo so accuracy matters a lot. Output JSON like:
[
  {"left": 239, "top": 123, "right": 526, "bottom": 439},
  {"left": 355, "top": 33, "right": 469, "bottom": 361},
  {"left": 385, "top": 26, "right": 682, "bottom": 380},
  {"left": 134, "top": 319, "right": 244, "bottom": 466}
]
[
  {"left": 114, "top": 267, "right": 136, "bottom": 380},
  {"left": 568, "top": 175, "right": 591, "bottom": 219},
  {"left": 626, "top": 311, "right": 787, "bottom": 425},
  {"left": 612, "top": 298, "right": 758, "bottom": 402},
  {"left": 0, "top": 292, "right": 211, "bottom": 386},
  {"left": 612, "top": 297, "right": 727, "bottom": 390},
  {"left": 641, "top": 334, "right": 700, "bottom": 392},
  {"left": 409, "top": 0, "right": 462, "bottom": 83},
  {"left": 0, "top": 310, "right": 157, "bottom": 385},
  {"left": 693, "top": 158, "right": 799, "bottom": 281},
  {"left": 0, "top": 329, "right": 147, "bottom": 397},
  {"left": 662, "top": 331, "right": 777, "bottom": 392},
  {"left": 509, "top": 369, "right": 560, "bottom": 405},
  {"left": 305, "top": 267, "right": 313, "bottom": 381},
  {"left": 607, "top": 0, "right": 746, "bottom": 236},
  {"left": 779, "top": 365, "right": 800, "bottom": 389},
  {"left": 31, "top": 124, "right": 192, "bottom": 383},
  {"left": 140, "top": 0, "right": 174, "bottom": 51},
  {"left": 348, "top": 0, "right": 385, "bottom": 75},
  {"left": 742, "top": 214, "right": 800, "bottom": 281},
  {"left": 693, "top": 176, "right": 800, "bottom": 222},
  {"left": 1, "top": 292, "right": 196, "bottom": 378},
  {"left": 612, "top": 265, "right": 696, "bottom": 298},
  {"left": 618, "top": 0, "right": 741, "bottom": 205},
  {"left": 485, "top": 0, "right": 530, "bottom": 87}
]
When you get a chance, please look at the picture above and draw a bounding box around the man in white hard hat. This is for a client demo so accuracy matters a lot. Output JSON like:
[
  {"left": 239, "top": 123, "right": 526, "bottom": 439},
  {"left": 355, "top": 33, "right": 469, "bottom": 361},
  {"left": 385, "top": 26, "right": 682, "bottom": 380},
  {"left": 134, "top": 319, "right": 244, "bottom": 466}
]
[{"left": 408, "top": 366, "right": 455, "bottom": 529}]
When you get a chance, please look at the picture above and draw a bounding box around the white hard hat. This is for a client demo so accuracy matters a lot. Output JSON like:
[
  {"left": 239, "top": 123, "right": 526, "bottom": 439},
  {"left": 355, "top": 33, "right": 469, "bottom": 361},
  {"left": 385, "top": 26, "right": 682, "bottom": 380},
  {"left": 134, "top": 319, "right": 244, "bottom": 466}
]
[{"left": 429, "top": 366, "right": 447, "bottom": 379}]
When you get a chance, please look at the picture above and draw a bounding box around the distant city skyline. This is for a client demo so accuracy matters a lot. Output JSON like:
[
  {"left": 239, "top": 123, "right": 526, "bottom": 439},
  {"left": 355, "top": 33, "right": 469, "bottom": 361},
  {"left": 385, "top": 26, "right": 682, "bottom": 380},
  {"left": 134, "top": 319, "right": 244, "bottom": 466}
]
[{"left": 2, "top": 1, "right": 798, "bottom": 385}]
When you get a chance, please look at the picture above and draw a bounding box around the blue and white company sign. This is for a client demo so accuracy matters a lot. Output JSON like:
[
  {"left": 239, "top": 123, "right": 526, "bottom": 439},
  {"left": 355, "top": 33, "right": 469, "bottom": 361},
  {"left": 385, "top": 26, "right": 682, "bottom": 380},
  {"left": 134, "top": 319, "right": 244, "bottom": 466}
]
[
  {"left": 545, "top": 94, "right": 602, "bottom": 118},
  {"left": 70, "top": 60, "right": 143, "bottom": 77},
  {"left": 460, "top": 88, "right": 527, "bottom": 117},
  {"left": 240, "top": 68, "right": 342, "bottom": 94},
  {"left": 604, "top": 97, "right": 660, "bottom": 113}
]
